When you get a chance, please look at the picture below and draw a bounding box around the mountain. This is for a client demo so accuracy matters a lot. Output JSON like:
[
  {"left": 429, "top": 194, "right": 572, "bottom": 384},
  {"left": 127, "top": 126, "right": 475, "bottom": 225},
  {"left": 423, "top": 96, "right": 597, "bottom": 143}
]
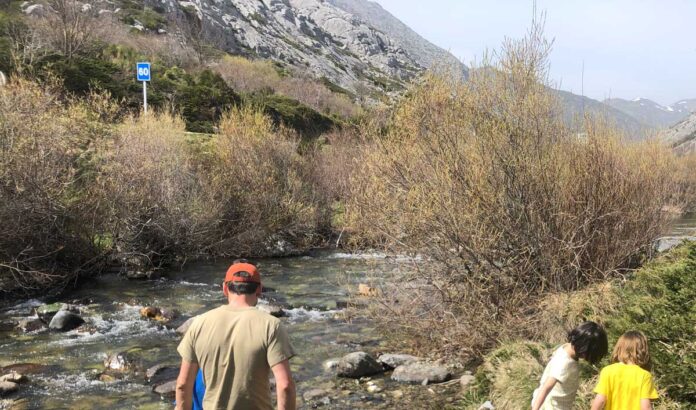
[
  {"left": 604, "top": 98, "right": 691, "bottom": 129},
  {"left": 325, "top": 0, "right": 467, "bottom": 76},
  {"left": 662, "top": 113, "right": 696, "bottom": 154},
  {"left": 147, "top": 0, "right": 424, "bottom": 96},
  {"left": 557, "top": 91, "right": 653, "bottom": 140}
]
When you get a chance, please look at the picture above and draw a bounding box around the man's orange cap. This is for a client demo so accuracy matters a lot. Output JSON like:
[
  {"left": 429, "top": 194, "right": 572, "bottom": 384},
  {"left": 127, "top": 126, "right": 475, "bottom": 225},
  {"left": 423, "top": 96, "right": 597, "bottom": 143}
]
[{"left": 224, "top": 262, "right": 261, "bottom": 284}]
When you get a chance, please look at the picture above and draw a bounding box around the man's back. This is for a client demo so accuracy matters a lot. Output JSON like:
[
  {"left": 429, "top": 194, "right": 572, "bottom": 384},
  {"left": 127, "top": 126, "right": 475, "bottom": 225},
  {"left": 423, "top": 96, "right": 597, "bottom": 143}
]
[{"left": 177, "top": 306, "right": 295, "bottom": 410}]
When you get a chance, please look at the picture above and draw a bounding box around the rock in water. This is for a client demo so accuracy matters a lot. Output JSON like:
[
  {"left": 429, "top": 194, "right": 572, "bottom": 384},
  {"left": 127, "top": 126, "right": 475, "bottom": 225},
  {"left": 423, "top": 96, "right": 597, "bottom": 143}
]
[
  {"left": 153, "top": 380, "right": 177, "bottom": 398},
  {"left": 16, "top": 318, "right": 45, "bottom": 333},
  {"left": 336, "top": 352, "right": 384, "bottom": 378},
  {"left": 377, "top": 354, "right": 421, "bottom": 369},
  {"left": 357, "top": 283, "right": 380, "bottom": 297},
  {"left": 0, "top": 372, "right": 27, "bottom": 384},
  {"left": 34, "top": 303, "right": 63, "bottom": 323},
  {"left": 176, "top": 317, "right": 197, "bottom": 335},
  {"left": 48, "top": 311, "right": 85, "bottom": 332},
  {"left": 146, "top": 364, "right": 179, "bottom": 385},
  {"left": 391, "top": 363, "right": 451, "bottom": 384},
  {"left": 104, "top": 352, "right": 136, "bottom": 372},
  {"left": 257, "top": 304, "right": 286, "bottom": 317},
  {"left": 0, "top": 381, "right": 18, "bottom": 396}
]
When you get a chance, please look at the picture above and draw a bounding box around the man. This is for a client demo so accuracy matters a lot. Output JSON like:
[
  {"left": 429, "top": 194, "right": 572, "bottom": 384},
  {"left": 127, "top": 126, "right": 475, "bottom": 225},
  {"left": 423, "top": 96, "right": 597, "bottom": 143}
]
[{"left": 175, "top": 262, "right": 296, "bottom": 410}]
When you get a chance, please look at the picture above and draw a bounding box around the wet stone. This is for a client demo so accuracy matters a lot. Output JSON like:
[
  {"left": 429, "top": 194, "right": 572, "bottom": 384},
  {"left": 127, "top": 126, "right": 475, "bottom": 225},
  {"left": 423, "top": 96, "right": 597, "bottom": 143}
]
[
  {"left": 176, "top": 316, "right": 197, "bottom": 335},
  {"left": 337, "top": 352, "right": 384, "bottom": 378},
  {"left": 146, "top": 364, "right": 179, "bottom": 385},
  {"left": 153, "top": 380, "right": 177, "bottom": 398},
  {"left": 0, "top": 364, "right": 50, "bottom": 375},
  {"left": 104, "top": 352, "right": 136, "bottom": 372},
  {"left": 257, "top": 304, "right": 286, "bottom": 317},
  {"left": 15, "top": 318, "right": 44, "bottom": 333},
  {"left": 0, "top": 381, "right": 18, "bottom": 396},
  {"left": 302, "top": 388, "right": 329, "bottom": 401},
  {"left": 0, "top": 372, "right": 27, "bottom": 384},
  {"left": 34, "top": 303, "right": 63, "bottom": 323},
  {"left": 48, "top": 310, "right": 85, "bottom": 332},
  {"left": 322, "top": 358, "right": 340, "bottom": 371}
]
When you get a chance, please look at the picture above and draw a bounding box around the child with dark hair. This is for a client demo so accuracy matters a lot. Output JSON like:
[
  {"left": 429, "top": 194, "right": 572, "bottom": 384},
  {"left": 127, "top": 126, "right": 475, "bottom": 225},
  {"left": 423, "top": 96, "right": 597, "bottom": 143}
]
[
  {"left": 532, "top": 321, "right": 609, "bottom": 410},
  {"left": 590, "top": 331, "right": 658, "bottom": 410}
]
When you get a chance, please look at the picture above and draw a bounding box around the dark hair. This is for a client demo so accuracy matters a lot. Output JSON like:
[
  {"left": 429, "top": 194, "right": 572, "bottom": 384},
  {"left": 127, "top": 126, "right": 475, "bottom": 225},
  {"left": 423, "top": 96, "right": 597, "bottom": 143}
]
[
  {"left": 227, "top": 281, "right": 260, "bottom": 295},
  {"left": 567, "top": 321, "right": 608, "bottom": 365}
]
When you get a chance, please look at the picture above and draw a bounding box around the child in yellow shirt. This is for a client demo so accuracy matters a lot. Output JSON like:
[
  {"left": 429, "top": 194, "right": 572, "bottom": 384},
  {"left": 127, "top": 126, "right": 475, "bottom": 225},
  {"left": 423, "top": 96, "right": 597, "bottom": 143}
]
[{"left": 591, "top": 330, "right": 659, "bottom": 410}]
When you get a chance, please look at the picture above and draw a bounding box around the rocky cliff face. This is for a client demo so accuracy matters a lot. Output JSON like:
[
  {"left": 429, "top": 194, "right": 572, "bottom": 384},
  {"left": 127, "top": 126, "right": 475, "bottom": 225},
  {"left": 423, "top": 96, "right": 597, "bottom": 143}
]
[
  {"left": 152, "top": 0, "right": 423, "bottom": 95},
  {"left": 662, "top": 113, "right": 696, "bottom": 154},
  {"left": 326, "top": 0, "right": 466, "bottom": 76}
]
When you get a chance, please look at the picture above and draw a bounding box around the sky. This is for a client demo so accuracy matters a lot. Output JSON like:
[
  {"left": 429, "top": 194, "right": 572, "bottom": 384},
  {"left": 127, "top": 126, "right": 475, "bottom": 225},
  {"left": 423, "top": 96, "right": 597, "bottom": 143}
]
[{"left": 373, "top": 0, "right": 696, "bottom": 105}]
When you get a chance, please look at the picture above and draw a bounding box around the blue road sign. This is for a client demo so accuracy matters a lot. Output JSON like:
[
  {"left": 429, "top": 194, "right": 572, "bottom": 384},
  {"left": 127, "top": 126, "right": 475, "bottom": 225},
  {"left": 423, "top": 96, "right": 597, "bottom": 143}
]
[{"left": 136, "top": 62, "right": 151, "bottom": 82}]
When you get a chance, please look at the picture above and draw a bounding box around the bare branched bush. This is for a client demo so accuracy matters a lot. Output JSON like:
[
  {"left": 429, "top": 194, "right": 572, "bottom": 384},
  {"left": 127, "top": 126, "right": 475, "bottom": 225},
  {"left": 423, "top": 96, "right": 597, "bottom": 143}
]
[
  {"left": 93, "top": 112, "right": 207, "bottom": 268},
  {"left": 213, "top": 56, "right": 361, "bottom": 118},
  {"left": 0, "top": 78, "right": 110, "bottom": 295},
  {"left": 38, "top": 0, "right": 108, "bottom": 60},
  {"left": 200, "top": 106, "right": 328, "bottom": 255},
  {"left": 345, "top": 24, "right": 676, "bottom": 357}
]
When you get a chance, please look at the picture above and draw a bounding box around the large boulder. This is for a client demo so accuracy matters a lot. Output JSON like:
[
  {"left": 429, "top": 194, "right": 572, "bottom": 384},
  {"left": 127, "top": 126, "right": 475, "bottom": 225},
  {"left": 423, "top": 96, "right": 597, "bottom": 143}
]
[
  {"left": 377, "top": 354, "right": 421, "bottom": 370},
  {"left": 391, "top": 362, "right": 451, "bottom": 385},
  {"left": 336, "top": 352, "right": 384, "bottom": 378},
  {"left": 48, "top": 311, "right": 85, "bottom": 332}
]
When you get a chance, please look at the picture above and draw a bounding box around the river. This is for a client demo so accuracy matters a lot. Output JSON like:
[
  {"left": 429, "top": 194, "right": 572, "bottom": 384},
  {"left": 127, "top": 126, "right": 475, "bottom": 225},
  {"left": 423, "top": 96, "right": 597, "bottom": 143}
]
[
  {"left": 0, "top": 252, "right": 410, "bottom": 409},
  {"left": 1, "top": 215, "right": 695, "bottom": 409}
]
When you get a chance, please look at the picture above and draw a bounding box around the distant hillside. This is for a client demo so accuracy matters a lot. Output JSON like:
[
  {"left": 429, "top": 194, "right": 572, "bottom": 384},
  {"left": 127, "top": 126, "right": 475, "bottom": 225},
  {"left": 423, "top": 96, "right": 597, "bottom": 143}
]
[
  {"left": 326, "top": 0, "right": 467, "bottom": 76},
  {"left": 604, "top": 97, "right": 691, "bottom": 129},
  {"left": 662, "top": 113, "right": 696, "bottom": 154},
  {"left": 556, "top": 90, "right": 652, "bottom": 140}
]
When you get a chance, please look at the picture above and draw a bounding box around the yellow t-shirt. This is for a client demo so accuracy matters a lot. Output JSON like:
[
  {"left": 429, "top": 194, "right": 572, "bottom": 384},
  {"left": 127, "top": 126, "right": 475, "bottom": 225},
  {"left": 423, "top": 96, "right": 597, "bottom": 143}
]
[
  {"left": 594, "top": 363, "right": 658, "bottom": 410},
  {"left": 177, "top": 306, "right": 295, "bottom": 410}
]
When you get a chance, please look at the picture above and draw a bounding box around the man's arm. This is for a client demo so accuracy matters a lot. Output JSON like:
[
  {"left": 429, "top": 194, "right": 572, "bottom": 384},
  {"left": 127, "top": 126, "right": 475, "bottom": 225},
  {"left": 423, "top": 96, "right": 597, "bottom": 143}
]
[
  {"left": 590, "top": 394, "right": 607, "bottom": 410},
  {"left": 271, "top": 359, "right": 296, "bottom": 410},
  {"left": 531, "top": 377, "right": 557, "bottom": 410},
  {"left": 640, "top": 399, "right": 653, "bottom": 410},
  {"left": 175, "top": 359, "right": 199, "bottom": 410}
]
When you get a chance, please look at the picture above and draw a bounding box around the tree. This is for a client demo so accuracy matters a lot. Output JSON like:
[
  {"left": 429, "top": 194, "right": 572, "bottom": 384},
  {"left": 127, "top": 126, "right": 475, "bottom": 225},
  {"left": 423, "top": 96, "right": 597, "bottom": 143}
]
[{"left": 45, "top": 0, "right": 101, "bottom": 60}]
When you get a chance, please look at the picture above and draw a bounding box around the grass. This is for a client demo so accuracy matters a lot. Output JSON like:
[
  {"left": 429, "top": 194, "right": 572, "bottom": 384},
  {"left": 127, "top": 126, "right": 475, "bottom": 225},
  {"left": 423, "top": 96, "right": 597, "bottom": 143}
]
[{"left": 457, "top": 242, "right": 696, "bottom": 409}]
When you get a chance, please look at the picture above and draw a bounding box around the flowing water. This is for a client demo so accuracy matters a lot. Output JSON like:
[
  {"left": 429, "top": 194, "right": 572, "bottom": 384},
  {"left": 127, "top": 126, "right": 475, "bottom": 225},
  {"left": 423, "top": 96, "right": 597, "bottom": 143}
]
[
  {"left": 0, "top": 252, "right": 406, "bottom": 409},
  {"left": 2, "top": 215, "right": 695, "bottom": 409}
]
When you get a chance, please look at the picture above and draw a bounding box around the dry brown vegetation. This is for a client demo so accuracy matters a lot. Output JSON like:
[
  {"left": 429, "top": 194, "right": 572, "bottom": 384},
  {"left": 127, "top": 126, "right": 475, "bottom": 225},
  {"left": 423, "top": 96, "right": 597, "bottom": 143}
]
[
  {"left": 0, "top": 78, "right": 111, "bottom": 294},
  {"left": 213, "top": 56, "right": 361, "bottom": 118},
  {"left": 343, "top": 26, "right": 679, "bottom": 357}
]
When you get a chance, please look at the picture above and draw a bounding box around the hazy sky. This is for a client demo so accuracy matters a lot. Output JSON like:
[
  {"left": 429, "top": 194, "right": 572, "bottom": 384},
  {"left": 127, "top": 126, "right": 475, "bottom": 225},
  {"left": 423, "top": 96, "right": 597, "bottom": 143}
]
[{"left": 374, "top": 0, "right": 696, "bottom": 105}]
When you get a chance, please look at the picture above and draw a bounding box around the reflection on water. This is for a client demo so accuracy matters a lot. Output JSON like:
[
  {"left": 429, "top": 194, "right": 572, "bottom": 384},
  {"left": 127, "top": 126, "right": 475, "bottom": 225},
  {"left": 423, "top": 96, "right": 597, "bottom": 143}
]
[
  {"left": 0, "top": 252, "right": 401, "bottom": 409},
  {"left": 667, "top": 212, "right": 696, "bottom": 237}
]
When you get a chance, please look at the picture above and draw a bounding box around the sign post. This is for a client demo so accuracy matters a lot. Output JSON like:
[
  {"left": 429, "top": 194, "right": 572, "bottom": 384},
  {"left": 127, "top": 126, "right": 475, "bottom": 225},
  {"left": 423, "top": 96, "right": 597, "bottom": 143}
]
[{"left": 136, "top": 62, "right": 151, "bottom": 113}]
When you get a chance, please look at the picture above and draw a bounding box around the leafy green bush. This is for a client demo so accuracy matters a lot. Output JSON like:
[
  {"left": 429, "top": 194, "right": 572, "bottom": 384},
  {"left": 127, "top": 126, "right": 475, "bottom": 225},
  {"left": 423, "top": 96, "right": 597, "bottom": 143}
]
[{"left": 606, "top": 242, "right": 696, "bottom": 402}]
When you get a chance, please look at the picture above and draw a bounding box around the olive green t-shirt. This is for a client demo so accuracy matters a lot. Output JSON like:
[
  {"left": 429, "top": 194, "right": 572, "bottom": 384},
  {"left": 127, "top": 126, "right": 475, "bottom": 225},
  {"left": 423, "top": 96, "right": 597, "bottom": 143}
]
[{"left": 177, "top": 306, "right": 295, "bottom": 410}]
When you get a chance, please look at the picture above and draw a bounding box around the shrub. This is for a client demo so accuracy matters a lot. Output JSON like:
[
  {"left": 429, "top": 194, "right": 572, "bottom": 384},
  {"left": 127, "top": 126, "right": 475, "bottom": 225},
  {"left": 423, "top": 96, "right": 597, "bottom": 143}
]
[
  {"left": 247, "top": 92, "right": 337, "bottom": 139},
  {"left": 199, "top": 105, "right": 328, "bottom": 255},
  {"left": 345, "top": 25, "right": 676, "bottom": 357},
  {"left": 0, "top": 78, "right": 111, "bottom": 295},
  {"left": 93, "top": 112, "right": 208, "bottom": 268}
]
